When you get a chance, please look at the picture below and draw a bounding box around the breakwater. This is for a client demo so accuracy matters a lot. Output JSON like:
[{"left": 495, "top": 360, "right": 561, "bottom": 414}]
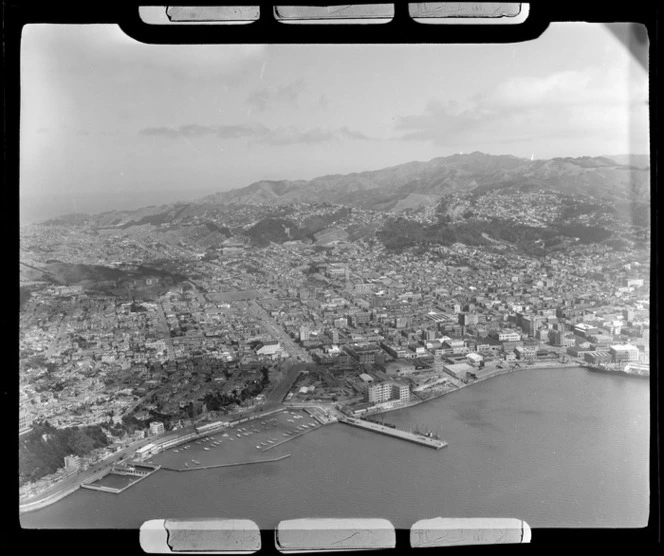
[
  {"left": 161, "top": 453, "right": 291, "bottom": 472},
  {"left": 261, "top": 424, "right": 321, "bottom": 452},
  {"left": 338, "top": 416, "right": 446, "bottom": 449}
]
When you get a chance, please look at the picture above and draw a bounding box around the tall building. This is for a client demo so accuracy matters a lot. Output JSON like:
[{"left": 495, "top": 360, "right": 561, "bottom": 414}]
[
  {"left": 365, "top": 382, "right": 410, "bottom": 403},
  {"left": 330, "top": 328, "right": 340, "bottom": 344},
  {"left": 64, "top": 455, "right": 81, "bottom": 472},
  {"left": 458, "top": 312, "right": 480, "bottom": 326},
  {"left": 150, "top": 421, "right": 165, "bottom": 436},
  {"left": 65, "top": 455, "right": 81, "bottom": 471},
  {"left": 299, "top": 325, "right": 310, "bottom": 342}
]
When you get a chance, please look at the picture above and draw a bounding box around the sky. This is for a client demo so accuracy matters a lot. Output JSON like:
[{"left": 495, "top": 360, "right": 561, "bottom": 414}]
[{"left": 20, "top": 22, "right": 649, "bottom": 222}]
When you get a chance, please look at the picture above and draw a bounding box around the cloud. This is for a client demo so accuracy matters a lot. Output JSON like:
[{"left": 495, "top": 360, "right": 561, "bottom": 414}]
[
  {"left": 394, "top": 68, "right": 649, "bottom": 149},
  {"left": 246, "top": 80, "right": 307, "bottom": 111},
  {"left": 256, "top": 126, "right": 373, "bottom": 146},
  {"left": 138, "top": 123, "right": 374, "bottom": 145}
]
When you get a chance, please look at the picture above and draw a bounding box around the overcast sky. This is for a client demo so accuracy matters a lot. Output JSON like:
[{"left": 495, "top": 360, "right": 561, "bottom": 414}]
[{"left": 20, "top": 22, "right": 649, "bottom": 222}]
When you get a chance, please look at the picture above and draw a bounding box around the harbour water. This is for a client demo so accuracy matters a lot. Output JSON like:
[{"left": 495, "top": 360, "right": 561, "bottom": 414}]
[{"left": 20, "top": 367, "right": 650, "bottom": 529}]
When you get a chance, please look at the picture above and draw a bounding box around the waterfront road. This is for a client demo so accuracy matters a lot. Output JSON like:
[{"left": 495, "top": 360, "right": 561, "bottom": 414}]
[{"left": 19, "top": 427, "right": 194, "bottom": 511}]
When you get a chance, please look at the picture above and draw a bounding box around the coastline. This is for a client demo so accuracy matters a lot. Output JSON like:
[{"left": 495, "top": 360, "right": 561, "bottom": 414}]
[
  {"left": 19, "top": 361, "right": 581, "bottom": 514},
  {"left": 369, "top": 361, "right": 582, "bottom": 416},
  {"left": 19, "top": 406, "right": 288, "bottom": 514}
]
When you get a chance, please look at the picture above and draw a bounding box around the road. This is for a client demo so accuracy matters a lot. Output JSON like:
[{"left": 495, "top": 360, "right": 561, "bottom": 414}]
[
  {"left": 247, "top": 300, "right": 312, "bottom": 362},
  {"left": 262, "top": 362, "right": 307, "bottom": 410},
  {"left": 46, "top": 316, "right": 69, "bottom": 358},
  {"left": 155, "top": 300, "right": 176, "bottom": 361},
  {"left": 19, "top": 427, "right": 190, "bottom": 509}
]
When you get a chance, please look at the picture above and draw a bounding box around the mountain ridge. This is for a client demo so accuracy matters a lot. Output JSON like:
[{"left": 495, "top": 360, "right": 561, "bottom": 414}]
[{"left": 198, "top": 151, "right": 649, "bottom": 210}]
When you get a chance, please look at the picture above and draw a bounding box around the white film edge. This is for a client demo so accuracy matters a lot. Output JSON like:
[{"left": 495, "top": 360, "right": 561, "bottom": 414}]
[{"left": 140, "top": 519, "right": 261, "bottom": 554}]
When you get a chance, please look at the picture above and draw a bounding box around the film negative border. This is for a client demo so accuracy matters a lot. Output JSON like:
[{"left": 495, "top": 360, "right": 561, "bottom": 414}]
[{"left": 139, "top": 517, "right": 532, "bottom": 552}]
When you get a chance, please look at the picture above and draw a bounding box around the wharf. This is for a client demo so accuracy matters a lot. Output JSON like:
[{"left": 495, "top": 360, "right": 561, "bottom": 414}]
[{"left": 338, "top": 416, "right": 447, "bottom": 449}]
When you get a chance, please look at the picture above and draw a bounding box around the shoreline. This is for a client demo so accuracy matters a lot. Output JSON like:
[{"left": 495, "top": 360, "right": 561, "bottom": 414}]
[
  {"left": 19, "top": 406, "right": 288, "bottom": 514},
  {"left": 369, "top": 361, "right": 582, "bottom": 416}
]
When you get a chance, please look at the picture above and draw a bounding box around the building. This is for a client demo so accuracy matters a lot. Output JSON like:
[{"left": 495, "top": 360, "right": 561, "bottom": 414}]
[
  {"left": 256, "top": 340, "right": 283, "bottom": 357},
  {"left": 458, "top": 312, "right": 480, "bottom": 327},
  {"left": 490, "top": 329, "right": 521, "bottom": 342},
  {"left": 364, "top": 381, "right": 409, "bottom": 403},
  {"left": 299, "top": 326, "right": 310, "bottom": 342},
  {"left": 442, "top": 362, "right": 473, "bottom": 380},
  {"left": 330, "top": 328, "right": 340, "bottom": 343},
  {"left": 466, "top": 352, "right": 484, "bottom": 366},
  {"left": 359, "top": 373, "right": 374, "bottom": 383},
  {"left": 19, "top": 412, "right": 33, "bottom": 435},
  {"left": 149, "top": 421, "right": 165, "bottom": 436},
  {"left": 64, "top": 455, "right": 81, "bottom": 472},
  {"left": 345, "top": 343, "right": 381, "bottom": 364},
  {"left": 327, "top": 263, "right": 348, "bottom": 279},
  {"left": 609, "top": 344, "right": 640, "bottom": 363},
  {"left": 518, "top": 314, "right": 545, "bottom": 337},
  {"left": 334, "top": 317, "right": 348, "bottom": 328},
  {"left": 351, "top": 312, "right": 371, "bottom": 327},
  {"left": 514, "top": 346, "right": 537, "bottom": 361}
]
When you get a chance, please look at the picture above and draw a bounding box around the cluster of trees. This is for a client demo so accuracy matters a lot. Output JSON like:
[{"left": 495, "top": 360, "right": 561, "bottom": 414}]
[
  {"left": 203, "top": 367, "right": 270, "bottom": 411},
  {"left": 19, "top": 422, "right": 109, "bottom": 485}
]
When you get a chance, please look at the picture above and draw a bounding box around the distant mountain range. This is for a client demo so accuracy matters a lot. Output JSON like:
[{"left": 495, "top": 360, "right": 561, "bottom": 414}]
[
  {"left": 28, "top": 152, "right": 650, "bottom": 261},
  {"left": 199, "top": 152, "right": 650, "bottom": 211}
]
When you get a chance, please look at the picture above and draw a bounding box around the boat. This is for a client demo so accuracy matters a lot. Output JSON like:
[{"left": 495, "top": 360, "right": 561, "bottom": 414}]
[
  {"left": 267, "top": 440, "right": 274, "bottom": 444},
  {"left": 184, "top": 462, "right": 189, "bottom": 467},
  {"left": 256, "top": 445, "right": 261, "bottom": 449},
  {"left": 174, "top": 450, "right": 179, "bottom": 453},
  {"left": 584, "top": 363, "right": 649, "bottom": 378},
  {"left": 237, "top": 434, "right": 241, "bottom": 438},
  {"left": 282, "top": 434, "right": 289, "bottom": 437},
  {"left": 413, "top": 424, "right": 441, "bottom": 440},
  {"left": 204, "top": 447, "right": 210, "bottom": 451}
]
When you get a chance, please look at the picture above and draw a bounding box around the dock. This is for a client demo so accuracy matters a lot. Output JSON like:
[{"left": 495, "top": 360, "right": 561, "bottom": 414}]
[{"left": 338, "top": 416, "right": 447, "bottom": 449}]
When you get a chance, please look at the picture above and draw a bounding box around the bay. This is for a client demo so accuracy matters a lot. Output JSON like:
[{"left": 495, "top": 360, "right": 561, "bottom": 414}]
[{"left": 20, "top": 367, "right": 650, "bottom": 529}]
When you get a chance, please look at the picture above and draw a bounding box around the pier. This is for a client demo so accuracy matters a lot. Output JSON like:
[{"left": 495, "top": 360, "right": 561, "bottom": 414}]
[{"left": 338, "top": 416, "right": 447, "bottom": 449}]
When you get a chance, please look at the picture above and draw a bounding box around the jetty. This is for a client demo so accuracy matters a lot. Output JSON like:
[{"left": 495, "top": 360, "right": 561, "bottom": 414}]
[{"left": 338, "top": 416, "right": 447, "bottom": 449}]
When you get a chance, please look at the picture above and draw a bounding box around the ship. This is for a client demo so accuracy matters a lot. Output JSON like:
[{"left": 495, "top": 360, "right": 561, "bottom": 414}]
[
  {"left": 584, "top": 363, "right": 649, "bottom": 379},
  {"left": 413, "top": 424, "right": 442, "bottom": 440}
]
